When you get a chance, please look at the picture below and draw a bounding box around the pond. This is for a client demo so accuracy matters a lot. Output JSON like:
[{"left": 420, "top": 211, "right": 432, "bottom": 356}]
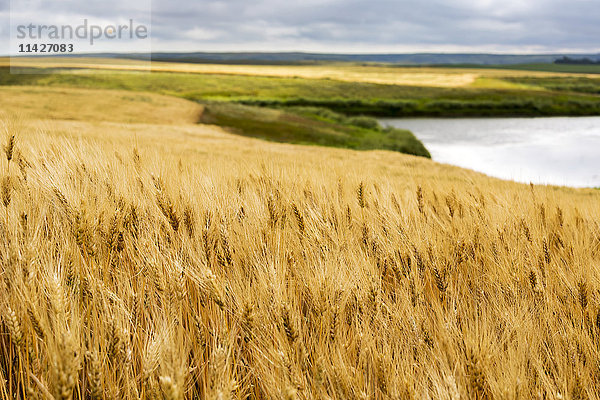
[{"left": 380, "top": 117, "right": 600, "bottom": 188}]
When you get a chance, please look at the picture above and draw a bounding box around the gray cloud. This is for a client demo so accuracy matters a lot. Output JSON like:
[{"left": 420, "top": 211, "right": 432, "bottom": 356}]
[
  {"left": 1, "top": 0, "right": 599, "bottom": 54},
  {"left": 148, "top": 0, "right": 600, "bottom": 52}
]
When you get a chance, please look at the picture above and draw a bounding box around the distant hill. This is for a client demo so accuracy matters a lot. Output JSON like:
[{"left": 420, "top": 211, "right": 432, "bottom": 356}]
[{"left": 14, "top": 52, "right": 600, "bottom": 66}]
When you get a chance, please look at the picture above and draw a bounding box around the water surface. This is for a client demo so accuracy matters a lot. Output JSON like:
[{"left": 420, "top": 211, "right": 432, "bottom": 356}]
[{"left": 381, "top": 117, "right": 600, "bottom": 188}]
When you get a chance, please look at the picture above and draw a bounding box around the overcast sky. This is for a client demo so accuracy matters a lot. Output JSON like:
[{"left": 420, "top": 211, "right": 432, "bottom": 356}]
[{"left": 1, "top": 0, "right": 599, "bottom": 55}]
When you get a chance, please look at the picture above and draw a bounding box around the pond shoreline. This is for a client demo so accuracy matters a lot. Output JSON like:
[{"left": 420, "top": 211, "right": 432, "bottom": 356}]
[{"left": 380, "top": 116, "right": 600, "bottom": 188}]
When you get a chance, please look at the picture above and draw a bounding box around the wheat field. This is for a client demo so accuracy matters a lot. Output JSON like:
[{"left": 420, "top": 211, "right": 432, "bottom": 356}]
[
  {"left": 2, "top": 57, "right": 588, "bottom": 89},
  {"left": 1, "top": 87, "right": 600, "bottom": 400}
]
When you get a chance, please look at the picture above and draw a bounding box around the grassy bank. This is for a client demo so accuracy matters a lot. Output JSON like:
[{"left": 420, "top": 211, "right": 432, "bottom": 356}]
[
  {"left": 237, "top": 96, "right": 600, "bottom": 117},
  {"left": 201, "top": 102, "right": 430, "bottom": 157}
]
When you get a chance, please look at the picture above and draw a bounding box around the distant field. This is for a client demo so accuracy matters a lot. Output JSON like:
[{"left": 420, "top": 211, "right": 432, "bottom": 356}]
[
  {"left": 2, "top": 59, "right": 600, "bottom": 118},
  {"left": 454, "top": 63, "right": 600, "bottom": 75},
  {"left": 4, "top": 57, "right": 597, "bottom": 87},
  {"left": 502, "top": 76, "right": 600, "bottom": 95}
]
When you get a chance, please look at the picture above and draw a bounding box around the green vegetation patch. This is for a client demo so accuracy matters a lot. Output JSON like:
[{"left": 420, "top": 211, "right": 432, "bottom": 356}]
[
  {"left": 501, "top": 76, "right": 600, "bottom": 95},
  {"left": 201, "top": 102, "right": 431, "bottom": 158},
  {"left": 437, "top": 63, "right": 600, "bottom": 74},
  {"left": 238, "top": 96, "right": 600, "bottom": 117}
]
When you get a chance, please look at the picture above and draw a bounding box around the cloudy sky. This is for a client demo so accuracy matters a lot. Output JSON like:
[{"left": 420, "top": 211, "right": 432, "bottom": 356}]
[{"left": 1, "top": 0, "right": 599, "bottom": 55}]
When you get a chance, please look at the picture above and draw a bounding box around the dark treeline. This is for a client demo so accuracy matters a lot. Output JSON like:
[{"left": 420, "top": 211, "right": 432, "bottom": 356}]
[{"left": 555, "top": 56, "right": 600, "bottom": 65}]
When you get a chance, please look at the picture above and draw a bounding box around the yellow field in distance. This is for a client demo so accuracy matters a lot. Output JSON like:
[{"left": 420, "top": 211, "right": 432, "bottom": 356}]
[{"left": 2, "top": 56, "right": 594, "bottom": 88}]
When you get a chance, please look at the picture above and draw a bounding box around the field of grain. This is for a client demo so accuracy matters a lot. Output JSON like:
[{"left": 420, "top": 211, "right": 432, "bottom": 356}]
[
  {"left": 1, "top": 85, "right": 599, "bottom": 400},
  {"left": 3, "top": 57, "right": 594, "bottom": 88},
  {"left": 0, "top": 86, "right": 203, "bottom": 125}
]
